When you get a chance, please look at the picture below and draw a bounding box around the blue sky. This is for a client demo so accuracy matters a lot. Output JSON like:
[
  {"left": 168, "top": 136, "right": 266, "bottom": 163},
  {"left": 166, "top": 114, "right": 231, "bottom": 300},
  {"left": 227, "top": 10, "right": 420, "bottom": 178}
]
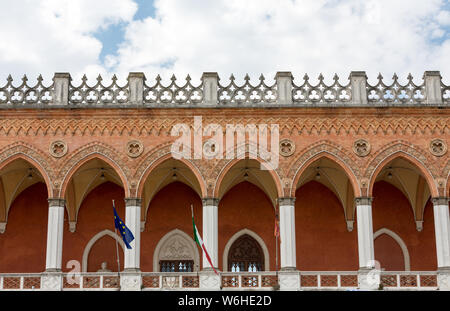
[
  {"left": 95, "top": 0, "right": 156, "bottom": 63},
  {"left": 0, "top": 0, "right": 449, "bottom": 83}
]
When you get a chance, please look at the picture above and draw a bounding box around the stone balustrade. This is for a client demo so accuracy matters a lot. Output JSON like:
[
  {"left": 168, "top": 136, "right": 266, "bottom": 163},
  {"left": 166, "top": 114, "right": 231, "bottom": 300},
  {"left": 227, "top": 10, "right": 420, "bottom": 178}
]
[
  {"left": 0, "top": 271, "right": 441, "bottom": 291},
  {"left": 0, "top": 71, "right": 448, "bottom": 108}
]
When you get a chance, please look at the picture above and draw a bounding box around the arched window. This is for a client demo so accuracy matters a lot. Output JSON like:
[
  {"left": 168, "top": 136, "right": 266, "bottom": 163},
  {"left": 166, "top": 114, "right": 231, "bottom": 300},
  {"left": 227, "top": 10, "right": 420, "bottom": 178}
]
[
  {"left": 228, "top": 234, "right": 264, "bottom": 272},
  {"left": 153, "top": 229, "right": 200, "bottom": 272}
]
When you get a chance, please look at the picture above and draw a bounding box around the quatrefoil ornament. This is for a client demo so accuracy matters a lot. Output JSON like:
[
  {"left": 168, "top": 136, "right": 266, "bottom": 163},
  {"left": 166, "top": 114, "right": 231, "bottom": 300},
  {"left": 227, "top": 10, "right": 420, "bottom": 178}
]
[
  {"left": 49, "top": 140, "right": 68, "bottom": 158},
  {"left": 279, "top": 139, "right": 295, "bottom": 157},
  {"left": 353, "top": 139, "right": 371, "bottom": 157},
  {"left": 429, "top": 139, "right": 447, "bottom": 157},
  {"left": 126, "top": 140, "right": 144, "bottom": 158}
]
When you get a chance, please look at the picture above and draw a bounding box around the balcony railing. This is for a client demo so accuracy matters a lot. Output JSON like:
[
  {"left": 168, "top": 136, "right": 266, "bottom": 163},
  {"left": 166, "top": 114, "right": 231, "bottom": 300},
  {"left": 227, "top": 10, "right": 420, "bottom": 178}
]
[
  {"left": 0, "top": 271, "right": 441, "bottom": 291},
  {"left": 0, "top": 72, "right": 448, "bottom": 108},
  {"left": 379, "top": 271, "right": 438, "bottom": 290}
]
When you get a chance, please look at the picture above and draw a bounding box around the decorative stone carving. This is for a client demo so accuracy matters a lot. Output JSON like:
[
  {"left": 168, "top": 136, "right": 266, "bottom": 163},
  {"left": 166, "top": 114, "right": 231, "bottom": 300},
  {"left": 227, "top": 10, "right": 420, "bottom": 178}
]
[
  {"left": 160, "top": 238, "right": 192, "bottom": 260},
  {"left": 154, "top": 230, "right": 200, "bottom": 272},
  {"left": 126, "top": 140, "right": 144, "bottom": 158},
  {"left": 69, "top": 221, "right": 76, "bottom": 233},
  {"left": 199, "top": 272, "right": 221, "bottom": 290},
  {"left": 278, "top": 271, "right": 300, "bottom": 290},
  {"left": 438, "top": 269, "right": 450, "bottom": 290},
  {"left": 162, "top": 276, "right": 180, "bottom": 289},
  {"left": 0, "top": 222, "right": 6, "bottom": 234},
  {"left": 278, "top": 197, "right": 296, "bottom": 206},
  {"left": 279, "top": 139, "right": 295, "bottom": 157},
  {"left": 49, "top": 140, "right": 68, "bottom": 158},
  {"left": 355, "top": 197, "right": 373, "bottom": 205},
  {"left": 346, "top": 220, "right": 354, "bottom": 232},
  {"left": 120, "top": 273, "right": 142, "bottom": 291},
  {"left": 416, "top": 220, "right": 423, "bottom": 232},
  {"left": 353, "top": 139, "right": 371, "bottom": 157},
  {"left": 430, "top": 139, "right": 447, "bottom": 157},
  {"left": 41, "top": 273, "right": 63, "bottom": 291},
  {"left": 358, "top": 268, "right": 380, "bottom": 290}
]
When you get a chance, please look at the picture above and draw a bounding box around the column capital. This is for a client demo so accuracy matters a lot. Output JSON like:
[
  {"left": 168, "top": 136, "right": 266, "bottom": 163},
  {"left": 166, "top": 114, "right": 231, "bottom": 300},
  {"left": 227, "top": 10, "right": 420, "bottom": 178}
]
[
  {"left": 432, "top": 197, "right": 450, "bottom": 205},
  {"left": 355, "top": 197, "right": 373, "bottom": 205},
  {"left": 202, "top": 197, "right": 219, "bottom": 206},
  {"left": 278, "top": 197, "right": 296, "bottom": 206},
  {"left": 125, "top": 198, "right": 142, "bottom": 207},
  {"left": 48, "top": 198, "right": 65, "bottom": 207}
]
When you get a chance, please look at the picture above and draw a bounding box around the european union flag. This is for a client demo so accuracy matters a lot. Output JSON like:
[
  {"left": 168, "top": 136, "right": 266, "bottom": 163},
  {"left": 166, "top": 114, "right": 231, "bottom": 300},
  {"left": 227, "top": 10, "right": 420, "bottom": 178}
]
[{"left": 113, "top": 203, "right": 134, "bottom": 249}]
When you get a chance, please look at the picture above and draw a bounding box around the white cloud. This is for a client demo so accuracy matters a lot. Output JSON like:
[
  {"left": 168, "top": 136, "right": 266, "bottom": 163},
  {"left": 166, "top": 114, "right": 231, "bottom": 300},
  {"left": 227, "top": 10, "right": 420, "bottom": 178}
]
[
  {"left": 0, "top": 0, "right": 448, "bottom": 85},
  {"left": 109, "top": 0, "right": 450, "bottom": 84},
  {"left": 0, "top": 0, "right": 137, "bottom": 82}
]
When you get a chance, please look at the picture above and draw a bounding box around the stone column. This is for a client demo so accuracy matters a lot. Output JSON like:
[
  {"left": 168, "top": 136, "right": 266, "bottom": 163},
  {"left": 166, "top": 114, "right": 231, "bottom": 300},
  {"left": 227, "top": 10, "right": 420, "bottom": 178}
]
[
  {"left": 201, "top": 198, "right": 219, "bottom": 270},
  {"left": 277, "top": 197, "right": 299, "bottom": 290},
  {"left": 42, "top": 198, "right": 65, "bottom": 291},
  {"left": 199, "top": 198, "right": 220, "bottom": 290},
  {"left": 121, "top": 198, "right": 142, "bottom": 291},
  {"left": 278, "top": 197, "right": 296, "bottom": 270},
  {"left": 355, "top": 197, "right": 379, "bottom": 289},
  {"left": 432, "top": 197, "right": 450, "bottom": 290}
]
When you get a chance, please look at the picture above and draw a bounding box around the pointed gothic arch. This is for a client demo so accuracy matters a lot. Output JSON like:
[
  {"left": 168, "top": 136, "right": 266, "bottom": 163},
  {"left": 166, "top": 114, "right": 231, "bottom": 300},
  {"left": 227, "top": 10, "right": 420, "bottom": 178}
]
[
  {"left": 82, "top": 229, "right": 126, "bottom": 272},
  {"left": 222, "top": 229, "right": 270, "bottom": 272},
  {"left": 153, "top": 229, "right": 201, "bottom": 272},
  {"left": 374, "top": 228, "right": 410, "bottom": 271}
]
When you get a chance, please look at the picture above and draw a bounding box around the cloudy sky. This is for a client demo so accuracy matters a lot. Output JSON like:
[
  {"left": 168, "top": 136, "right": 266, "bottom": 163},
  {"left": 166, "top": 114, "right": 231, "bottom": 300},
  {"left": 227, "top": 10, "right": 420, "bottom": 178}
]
[{"left": 0, "top": 0, "right": 449, "bottom": 85}]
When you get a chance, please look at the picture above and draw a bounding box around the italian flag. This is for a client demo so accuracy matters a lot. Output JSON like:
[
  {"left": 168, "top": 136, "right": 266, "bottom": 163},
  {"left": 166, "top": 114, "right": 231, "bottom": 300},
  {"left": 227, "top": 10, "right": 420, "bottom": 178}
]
[{"left": 191, "top": 205, "right": 219, "bottom": 275}]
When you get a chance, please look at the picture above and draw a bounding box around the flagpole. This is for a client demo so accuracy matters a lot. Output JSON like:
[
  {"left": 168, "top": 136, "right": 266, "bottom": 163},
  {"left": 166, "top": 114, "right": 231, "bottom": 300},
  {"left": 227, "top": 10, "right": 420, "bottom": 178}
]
[
  {"left": 275, "top": 205, "right": 279, "bottom": 272},
  {"left": 112, "top": 200, "right": 121, "bottom": 288}
]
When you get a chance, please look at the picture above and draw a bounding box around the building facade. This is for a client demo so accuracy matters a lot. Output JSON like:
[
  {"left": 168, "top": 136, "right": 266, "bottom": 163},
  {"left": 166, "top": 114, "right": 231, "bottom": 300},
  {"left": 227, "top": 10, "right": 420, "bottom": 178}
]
[{"left": 0, "top": 71, "right": 449, "bottom": 290}]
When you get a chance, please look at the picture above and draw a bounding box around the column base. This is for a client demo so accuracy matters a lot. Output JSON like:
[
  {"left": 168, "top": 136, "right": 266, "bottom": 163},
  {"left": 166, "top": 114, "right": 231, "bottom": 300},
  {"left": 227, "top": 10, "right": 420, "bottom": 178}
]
[
  {"left": 120, "top": 272, "right": 142, "bottom": 291},
  {"left": 437, "top": 268, "right": 450, "bottom": 291},
  {"left": 199, "top": 271, "right": 221, "bottom": 290},
  {"left": 358, "top": 268, "right": 380, "bottom": 290},
  {"left": 280, "top": 267, "right": 297, "bottom": 272},
  {"left": 202, "top": 267, "right": 219, "bottom": 272},
  {"left": 41, "top": 272, "right": 63, "bottom": 291},
  {"left": 123, "top": 268, "right": 141, "bottom": 273},
  {"left": 279, "top": 270, "right": 300, "bottom": 291}
]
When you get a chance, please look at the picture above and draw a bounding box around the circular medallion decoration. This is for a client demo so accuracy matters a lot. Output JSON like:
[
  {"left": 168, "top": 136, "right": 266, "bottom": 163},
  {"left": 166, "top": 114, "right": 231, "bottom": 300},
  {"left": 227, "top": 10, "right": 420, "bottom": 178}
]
[
  {"left": 353, "top": 139, "right": 371, "bottom": 157},
  {"left": 126, "top": 140, "right": 144, "bottom": 158},
  {"left": 279, "top": 139, "right": 295, "bottom": 157},
  {"left": 203, "top": 139, "right": 219, "bottom": 159},
  {"left": 49, "top": 140, "right": 68, "bottom": 158},
  {"left": 429, "top": 139, "right": 447, "bottom": 157}
]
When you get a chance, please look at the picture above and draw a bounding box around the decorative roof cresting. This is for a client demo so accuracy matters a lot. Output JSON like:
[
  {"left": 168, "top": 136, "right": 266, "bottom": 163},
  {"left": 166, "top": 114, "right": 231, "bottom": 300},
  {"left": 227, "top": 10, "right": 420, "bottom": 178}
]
[{"left": 0, "top": 71, "right": 448, "bottom": 108}]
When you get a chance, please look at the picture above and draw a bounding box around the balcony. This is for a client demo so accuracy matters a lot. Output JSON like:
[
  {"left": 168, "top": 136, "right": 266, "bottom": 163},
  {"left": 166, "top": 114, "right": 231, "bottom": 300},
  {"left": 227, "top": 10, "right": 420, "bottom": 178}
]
[{"left": 0, "top": 271, "right": 439, "bottom": 291}]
